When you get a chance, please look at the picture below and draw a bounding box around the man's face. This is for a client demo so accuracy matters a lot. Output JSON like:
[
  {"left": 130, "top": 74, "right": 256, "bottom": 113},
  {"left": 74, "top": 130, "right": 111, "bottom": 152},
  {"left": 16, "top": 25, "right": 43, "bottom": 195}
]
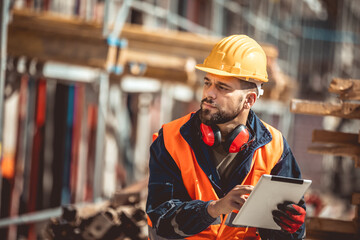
[{"left": 199, "top": 73, "right": 249, "bottom": 125}]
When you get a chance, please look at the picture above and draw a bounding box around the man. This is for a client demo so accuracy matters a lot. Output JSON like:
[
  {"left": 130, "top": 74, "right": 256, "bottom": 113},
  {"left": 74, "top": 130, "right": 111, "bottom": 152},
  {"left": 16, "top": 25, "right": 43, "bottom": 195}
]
[{"left": 146, "top": 35, "right": 306, "bottom": 239}]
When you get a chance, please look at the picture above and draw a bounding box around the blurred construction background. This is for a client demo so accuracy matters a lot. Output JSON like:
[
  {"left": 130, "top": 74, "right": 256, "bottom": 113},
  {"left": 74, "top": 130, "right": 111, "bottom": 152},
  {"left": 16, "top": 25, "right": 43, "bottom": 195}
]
[{"left": 0, "top": 0, "right": 359, "bottom": 239}]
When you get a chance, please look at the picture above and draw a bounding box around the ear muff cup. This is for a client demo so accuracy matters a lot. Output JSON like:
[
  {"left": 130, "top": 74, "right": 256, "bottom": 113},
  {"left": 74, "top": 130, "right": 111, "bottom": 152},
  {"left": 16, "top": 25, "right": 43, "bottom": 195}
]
[
  {"left": 223, "top": 124, "right": 250, "bottom": 153},
  {"left": 200, "top": 123, "right": 251, "bottom": 153},
  {"left": 200, "top": 123, "right": 221, "bottom": 147}
]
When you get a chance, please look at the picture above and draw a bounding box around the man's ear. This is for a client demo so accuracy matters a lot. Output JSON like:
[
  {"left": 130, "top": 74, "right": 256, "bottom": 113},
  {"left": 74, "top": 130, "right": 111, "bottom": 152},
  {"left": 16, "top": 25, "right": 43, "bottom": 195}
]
[{"left": 244, "top": 92, "right": 257, "bottom": 109}]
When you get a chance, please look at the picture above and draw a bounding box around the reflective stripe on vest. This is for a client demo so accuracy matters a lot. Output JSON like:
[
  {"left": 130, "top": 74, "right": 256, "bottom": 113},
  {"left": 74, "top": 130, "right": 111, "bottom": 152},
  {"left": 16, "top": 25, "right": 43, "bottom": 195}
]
[{"left": 149, "top": 113, "right": 283, "bottom": 240}]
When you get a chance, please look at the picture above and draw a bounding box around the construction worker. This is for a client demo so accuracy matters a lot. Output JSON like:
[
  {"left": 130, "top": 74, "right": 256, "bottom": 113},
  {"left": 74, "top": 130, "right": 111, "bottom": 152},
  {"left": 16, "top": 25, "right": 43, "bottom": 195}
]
[{"left": 146, "top": 35, "right": 306, "bottom": 239}]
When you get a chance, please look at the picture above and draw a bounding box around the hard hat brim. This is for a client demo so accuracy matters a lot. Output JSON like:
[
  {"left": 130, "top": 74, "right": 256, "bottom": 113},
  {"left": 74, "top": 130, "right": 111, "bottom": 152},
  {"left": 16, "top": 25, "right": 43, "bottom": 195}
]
[{"left": 195, "top": 64, "right": 268, "bottom": 83}]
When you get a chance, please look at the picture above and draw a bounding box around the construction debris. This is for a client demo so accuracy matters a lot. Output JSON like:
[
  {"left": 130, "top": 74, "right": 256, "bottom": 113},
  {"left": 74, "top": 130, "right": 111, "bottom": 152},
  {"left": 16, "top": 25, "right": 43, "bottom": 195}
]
[{"left": 43, "top": 181, "right": 148, "bottom": 240}]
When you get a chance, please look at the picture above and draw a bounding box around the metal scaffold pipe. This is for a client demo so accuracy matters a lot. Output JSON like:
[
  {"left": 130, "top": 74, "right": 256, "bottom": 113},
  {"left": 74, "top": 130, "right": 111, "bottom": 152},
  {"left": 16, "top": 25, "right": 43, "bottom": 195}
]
[{"left": 0, "top": 0, "right": 10, "bottom": 211}]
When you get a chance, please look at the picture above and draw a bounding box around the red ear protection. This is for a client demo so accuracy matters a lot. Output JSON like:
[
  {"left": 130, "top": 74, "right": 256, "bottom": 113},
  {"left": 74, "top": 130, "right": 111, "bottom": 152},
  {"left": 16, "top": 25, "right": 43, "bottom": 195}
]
[
  {"left": 200, "top": 123, "right": 221, "bottom": 147},
  {"left": 224, "top": 125, "right": 250, "bottom": 153},
  {"left": 200, "top": 123, "right": 255, "bottom": 153}
]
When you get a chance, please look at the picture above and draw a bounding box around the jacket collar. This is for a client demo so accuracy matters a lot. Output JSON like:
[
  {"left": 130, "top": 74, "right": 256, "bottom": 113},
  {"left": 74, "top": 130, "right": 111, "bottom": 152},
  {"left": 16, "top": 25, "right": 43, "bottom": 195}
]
[{"left": 246, "top": 109, "right": 273, "bottom": 151}]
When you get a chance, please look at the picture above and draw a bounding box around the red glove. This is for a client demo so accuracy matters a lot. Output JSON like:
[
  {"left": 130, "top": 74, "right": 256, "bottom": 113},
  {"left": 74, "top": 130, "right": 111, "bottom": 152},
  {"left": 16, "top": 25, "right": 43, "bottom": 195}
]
[{"left": 272, "top": 200, "right": 306, "bottom": 233}]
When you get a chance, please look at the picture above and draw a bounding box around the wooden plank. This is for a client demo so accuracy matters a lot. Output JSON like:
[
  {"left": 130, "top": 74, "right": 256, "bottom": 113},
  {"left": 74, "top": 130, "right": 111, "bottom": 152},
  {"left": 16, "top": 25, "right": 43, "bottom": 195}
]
[
  {"left": 306, "top": 217, "right": 358, "bottom": 234},
  {"left": 122, "top": 26, "right": 216, "bottom": 60},
  {"left": 356, "top": 157, "right": 360, "bottom": 168},
  {"left": 8, "top": 10, "right": 279, "bottom": 85},
  {"left": 353, "top": 193, "right": 360, "bottom": 205},
  {"left": 290, "top": 99, "right": 360, "bottom": 119},
  {"left": 132, "top": 65, "right": 189, "bottom": 83},
  {"left": 355, "top": 206, "right": 360, "bottom": 221},
  {"left": 8, "top": 10, "right": 109, "bottom": 69},
  {"left": 126, "top": 49, "right": 190, "bottom": 71},
  {"left": 8, "top": 9, "right": 213, "bottom": 65},
  {"left": 308, "top": 145, "right": 360, "bottom": 159},
  {"left": 329, "top": 78, "right": 360, "bottom": 100},
  {"left": 122, "top": 24, "right": 277, "bottom": 60},
  {"left": 306, "top": 230, "right": 358, "bottom": 240},
  {"left": 7, "top": 10, "right": 207, "bottom": 83},
  {"left": 312, "top": 130, "right": 360, "bottom": 146},
  {"left": 110, "top": 50, "right": 193, "bottom": 84},
  {"left": 8, "top": 11, "right": 195, "bottom": 82}
]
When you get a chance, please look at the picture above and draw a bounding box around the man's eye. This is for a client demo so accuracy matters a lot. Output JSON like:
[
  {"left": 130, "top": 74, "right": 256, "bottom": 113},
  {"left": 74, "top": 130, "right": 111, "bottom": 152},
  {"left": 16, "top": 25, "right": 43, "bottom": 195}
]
[{"left": 218, "top": 85, "right": 227, "bottom": 90}]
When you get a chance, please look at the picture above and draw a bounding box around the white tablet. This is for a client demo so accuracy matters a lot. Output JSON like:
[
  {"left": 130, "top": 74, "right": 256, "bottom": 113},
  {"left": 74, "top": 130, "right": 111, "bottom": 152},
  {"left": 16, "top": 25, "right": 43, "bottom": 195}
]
[{"left": 232, "top": 174, "right": 312, "bottom": 230}]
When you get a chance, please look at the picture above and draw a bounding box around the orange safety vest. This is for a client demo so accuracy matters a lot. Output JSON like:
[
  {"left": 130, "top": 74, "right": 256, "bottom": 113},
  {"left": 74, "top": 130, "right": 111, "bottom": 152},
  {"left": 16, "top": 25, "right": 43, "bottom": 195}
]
[{"left": 148, "top": 113, "right": 283, "bottom": 240}]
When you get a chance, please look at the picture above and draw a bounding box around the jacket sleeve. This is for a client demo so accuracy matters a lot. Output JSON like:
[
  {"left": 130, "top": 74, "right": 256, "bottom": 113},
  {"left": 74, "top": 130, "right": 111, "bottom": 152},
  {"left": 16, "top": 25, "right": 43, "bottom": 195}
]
[
  {"left": 146, "top": 129, "right": 217, "bottom": 239},
  {"left": 258, "top": 136, "right": 306, "bottom": 240}
]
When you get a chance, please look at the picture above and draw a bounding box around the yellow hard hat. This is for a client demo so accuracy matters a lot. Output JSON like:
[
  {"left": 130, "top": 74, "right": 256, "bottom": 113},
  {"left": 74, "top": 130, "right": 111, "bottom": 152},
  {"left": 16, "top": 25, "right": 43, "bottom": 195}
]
[{"left": 195, "top": 35, "right": 268, "bottom": 83}]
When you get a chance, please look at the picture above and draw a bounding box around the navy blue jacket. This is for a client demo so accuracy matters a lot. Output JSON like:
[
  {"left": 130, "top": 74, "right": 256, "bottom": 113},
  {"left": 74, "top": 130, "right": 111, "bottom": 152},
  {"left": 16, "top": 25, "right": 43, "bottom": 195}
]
[{"left": 146, "top": 110, "right": 305, "bottom": 239}]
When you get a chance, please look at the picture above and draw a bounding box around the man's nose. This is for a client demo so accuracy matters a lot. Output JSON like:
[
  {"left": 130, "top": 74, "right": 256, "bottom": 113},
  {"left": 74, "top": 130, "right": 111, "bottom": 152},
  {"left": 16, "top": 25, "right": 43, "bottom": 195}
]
[{"left": 204, "top": 84, "right": 216, "bottom": 99}]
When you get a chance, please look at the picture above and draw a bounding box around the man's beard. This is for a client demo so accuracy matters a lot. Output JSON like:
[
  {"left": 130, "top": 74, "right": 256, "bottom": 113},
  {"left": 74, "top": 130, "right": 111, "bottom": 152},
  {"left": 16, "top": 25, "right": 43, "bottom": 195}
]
[{"left": 199, "top": 98, "right": 241, "bottom": 125}]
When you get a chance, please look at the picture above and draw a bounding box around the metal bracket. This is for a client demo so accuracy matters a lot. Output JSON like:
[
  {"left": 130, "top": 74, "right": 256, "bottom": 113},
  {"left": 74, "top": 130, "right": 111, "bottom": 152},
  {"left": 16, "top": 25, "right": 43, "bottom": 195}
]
[{"left": 106, "top": 37, "right": 128, "bottom": 75}]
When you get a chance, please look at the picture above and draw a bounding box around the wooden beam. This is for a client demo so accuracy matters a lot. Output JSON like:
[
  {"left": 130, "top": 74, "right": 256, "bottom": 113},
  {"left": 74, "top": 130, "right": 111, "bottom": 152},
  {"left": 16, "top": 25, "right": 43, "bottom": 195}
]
[
  {"left": 8, "top": 10, "right": 201, "bottom": 83},
  {"left": 8, "top": 9, "right": 280, "bottom": 85},
  {"left": 8, "top": 9, "right": 217, "bottom": 57},
  {"left": 306, "top": 232, "right": 358, "bottom": 240},
  {"left": 126, "top": 65, "right": 189, "bottom": 83},
  {"left": 306, "top": 217, "right": 358, "bottom": 234},
  {"left": 308, "top": 145, "right": 360, "bottom": 167},
  {"left": 8, "top": 10, "right": 108, "bottom": 69},
  {"left": 353, "top": 193, "right": 360, "bottom": 205},
  {"left": 7, "top": 9, "right": 213, "bottom": 83},
  {"left": 306, "top": 230, "right": 358, "bottom": 240},
  {"left": 312, "top": 130, "right": 360, "bottom": 146},
  {"left": 308, "top": 145, "right": 360, "bottom": 157},
  {"left": 290, "top": 99, "right": 360, "bottom": 119},
  {"left": 329, "top": 78, "right": 360, "bottom": 100},
  {"left": 126, "top": 49, "right": 190, "bottom": 71},
  {"left": 121, "top": 24, "right": 216, "bottom": 61},
  {"left": 121, "top": 24, "right": 278, "bottom": 61},
  {"left": 8, "top": 9, "right": 215, "bottom": 64},
  {"left": 356, "top": 158, "right": 360, "bottom": 168}
]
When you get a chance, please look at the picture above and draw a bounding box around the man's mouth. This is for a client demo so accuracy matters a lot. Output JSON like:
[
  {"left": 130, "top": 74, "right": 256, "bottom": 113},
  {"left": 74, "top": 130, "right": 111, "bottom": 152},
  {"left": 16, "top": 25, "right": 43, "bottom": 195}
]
[
  {"left": 201, "top": 98, "right": 217, "bottom": 109},
  {"left": 201, "top": 101, "right": 217, "bottom": 109}
]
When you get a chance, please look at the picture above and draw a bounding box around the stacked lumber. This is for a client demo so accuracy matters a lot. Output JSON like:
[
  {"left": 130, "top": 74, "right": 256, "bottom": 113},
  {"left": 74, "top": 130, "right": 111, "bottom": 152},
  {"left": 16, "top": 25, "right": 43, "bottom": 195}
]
[
  {"left": 8, "top": 9, "right": 292, "bottom": 100},
  {"left": 290, "top": 78, "right": 360, "bottom": 239},
  {"left": 8, "top": 9, "right": 215, "bottom": 84}
]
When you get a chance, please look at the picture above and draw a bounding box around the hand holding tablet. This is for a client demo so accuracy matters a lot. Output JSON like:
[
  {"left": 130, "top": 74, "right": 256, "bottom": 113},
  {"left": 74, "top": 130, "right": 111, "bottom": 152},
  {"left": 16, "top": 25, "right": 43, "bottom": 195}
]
[
  {"left": 232, "top": 174, "right": 311, "bottom": 230},
  {"left": 207, "top": 185, "right": 254, "bottom": 218}
]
